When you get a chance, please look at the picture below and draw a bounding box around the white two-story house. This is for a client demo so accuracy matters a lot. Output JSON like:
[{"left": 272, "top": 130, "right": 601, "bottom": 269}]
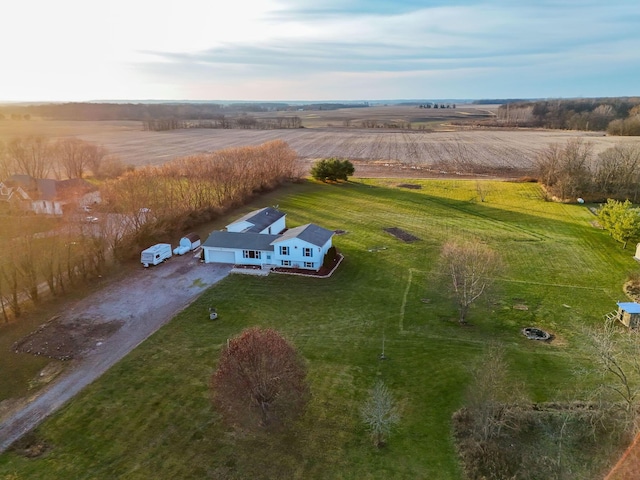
[{"left": 202, "top": 207, "right": 334, "bottom": 271}]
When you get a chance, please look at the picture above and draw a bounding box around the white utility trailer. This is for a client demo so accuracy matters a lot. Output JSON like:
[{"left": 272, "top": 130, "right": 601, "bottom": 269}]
[{"left": 141, "top": 243, "right": 172, "bottom": 267}]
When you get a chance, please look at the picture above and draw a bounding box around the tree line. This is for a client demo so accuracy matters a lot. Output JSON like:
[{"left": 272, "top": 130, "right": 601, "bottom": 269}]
[
  {"left": 0, "top": 136, "right": 129, "bottom": 181},
  {"left": 142, "top": 115, "right": 303, "bottom": 131},
  {"left": 0, "top": 102, "right": 368, "bottom": 122},
  {"left": 536, "top": 139, "right": 640, "bottom": 201},
  {"left": 495, "top": 98, "right": 640, "bottom": 134},
  {"left": 0, "top": 140, "right": 300, "bottom": 321}
]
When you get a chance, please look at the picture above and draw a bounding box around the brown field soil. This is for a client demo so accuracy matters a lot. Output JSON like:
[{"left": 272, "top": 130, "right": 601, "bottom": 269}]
[{"left": 1, "top": 106, "right": 638, "bottom": 175}]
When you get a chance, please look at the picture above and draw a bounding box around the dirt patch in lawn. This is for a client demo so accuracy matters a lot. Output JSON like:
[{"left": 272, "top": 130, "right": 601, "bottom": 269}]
[
  {"left": 384, "top": 227, "right": 420, "bottom": 243},
  {"left": 8, "top": 431, "right": 51, "bottom": 458},
  {"left": 397, "top": 183, "right": 422, "bottom": 189},
  {"left": 13, "top": 318, "right": 124, "bottom": 361}
]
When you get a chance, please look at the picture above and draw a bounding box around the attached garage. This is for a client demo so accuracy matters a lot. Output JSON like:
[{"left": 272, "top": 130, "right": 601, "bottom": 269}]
[
  {"left": 205, "top": 249, "right": 236, "bottom": 264},
  {"left": 202, "top": 230, "right": 278, "bottom": 266}
]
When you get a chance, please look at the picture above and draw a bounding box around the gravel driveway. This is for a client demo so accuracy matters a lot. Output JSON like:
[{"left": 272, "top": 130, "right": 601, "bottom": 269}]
[{"left": 0, "top": 253, "right": 231, "bottom": 453}]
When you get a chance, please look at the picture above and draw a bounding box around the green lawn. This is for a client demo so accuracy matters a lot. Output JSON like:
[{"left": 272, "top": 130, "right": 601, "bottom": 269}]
[{"left": 0, "top": 179, "right": 634, "bottom": 479}]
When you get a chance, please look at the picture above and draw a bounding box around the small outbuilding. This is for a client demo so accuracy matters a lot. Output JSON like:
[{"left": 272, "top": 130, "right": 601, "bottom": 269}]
[
  {"left": 616, "top": 302, "right": 640, "bottom": 328},
  {"left": 173, "top": 233, "right": 201, "bottom": 255}
]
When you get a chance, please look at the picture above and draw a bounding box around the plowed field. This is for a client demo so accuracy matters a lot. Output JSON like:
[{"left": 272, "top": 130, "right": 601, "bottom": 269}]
[{"left": 2, "top": 119, "right": 638, "bottom": 176}]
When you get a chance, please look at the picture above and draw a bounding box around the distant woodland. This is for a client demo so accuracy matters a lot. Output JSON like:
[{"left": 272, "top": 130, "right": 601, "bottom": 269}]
[
  {"left": 0, "top": 102, "right": 368, "bottom": 122},
  {"left": 0, "top": 102, "right": 372, "bottom": 131},
  {"left": 1, "top": 98, "right": 640, "bottom": 134},
  {"left": 494, "top": 98, "right": 640, "bottom": 135}
]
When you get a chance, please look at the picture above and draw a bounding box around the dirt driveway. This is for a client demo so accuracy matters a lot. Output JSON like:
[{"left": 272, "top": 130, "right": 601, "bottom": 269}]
[{"left": 0, "top": 253, "right": 231, "bottom": 453}]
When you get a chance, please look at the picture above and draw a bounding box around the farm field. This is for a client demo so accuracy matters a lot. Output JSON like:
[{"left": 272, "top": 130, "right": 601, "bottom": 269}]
[
  {"left": 0, "top": 178, "right": 636, "bottom": 479},
  {"left": 2, "top": 107, "right": 639, "bottom": 176}
]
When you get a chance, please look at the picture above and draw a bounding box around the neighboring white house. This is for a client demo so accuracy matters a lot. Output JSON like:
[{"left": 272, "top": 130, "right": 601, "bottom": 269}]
[
  {"left": 1, "top": 175, "right": 96, "bottom": 215},
  {"left": 202, "top": 207, "right": 334, "bottom": 271},
  {"left": 0, "top": 181, "right": 31, "bottom": 212}
]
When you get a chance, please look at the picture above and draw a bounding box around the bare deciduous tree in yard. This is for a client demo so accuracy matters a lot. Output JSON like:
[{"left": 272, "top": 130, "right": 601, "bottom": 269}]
[
  {"left": 464, "top": 345, "right": 525, "bottom": 441},
  {"left": 588, "top": 318, "right": 640, "bottom": 414},
  {"left": 360, "top": 380, "right": 400, "bottom": 448},
  {"left": 211, "top": 327, "right": 309, "bottom": 431},
  {"left": 440, "top": 239, "right": 502, "bottom": 324}
]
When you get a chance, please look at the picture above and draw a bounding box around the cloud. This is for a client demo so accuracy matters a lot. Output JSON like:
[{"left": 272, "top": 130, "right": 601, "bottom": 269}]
[
  {"left": 2, "top": 0, "right": 639, "bottom": 100},
  {"left": 137, "top": 1, "right": 640, "bottom": 77}
]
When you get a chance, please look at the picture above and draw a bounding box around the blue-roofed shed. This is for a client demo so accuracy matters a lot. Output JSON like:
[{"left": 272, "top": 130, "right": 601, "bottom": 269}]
[{"left": 617, "top": 302, "right": 640, "bottom": 328}]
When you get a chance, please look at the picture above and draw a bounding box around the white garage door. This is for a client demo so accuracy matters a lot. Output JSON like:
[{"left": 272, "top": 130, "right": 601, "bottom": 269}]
[{"left": 207, "top": 249, "right": 236, "bottom": 264}]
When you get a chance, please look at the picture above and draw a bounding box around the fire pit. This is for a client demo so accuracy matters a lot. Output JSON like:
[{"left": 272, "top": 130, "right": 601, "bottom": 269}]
[{"left": 522, "top": 327, "right": 551, "bottom": 341}]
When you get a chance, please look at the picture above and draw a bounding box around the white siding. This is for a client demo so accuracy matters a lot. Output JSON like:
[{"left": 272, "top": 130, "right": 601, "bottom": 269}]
[
  {"left": 273, "top": 237, "right": 332, "bottom": 270},
  {"left": 259, "top": 216, "right": 286, "bottom": 235}
]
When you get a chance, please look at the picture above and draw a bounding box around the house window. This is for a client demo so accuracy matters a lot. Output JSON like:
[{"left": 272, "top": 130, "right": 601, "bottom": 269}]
[
  {"left": 304, "top": 262, "right": 314, "bottom": 268},
  {"left": 303, "top": 247, "right": 312, "bottom": 257},
  {"left": 243, "top": 250, "right": 261, "bottom": 259},
  {"left": 280, "top": 246, "right": 289, "bottom": 255},
  {"left": 281, "top": 260, "right": 291, "bottom": 266}
]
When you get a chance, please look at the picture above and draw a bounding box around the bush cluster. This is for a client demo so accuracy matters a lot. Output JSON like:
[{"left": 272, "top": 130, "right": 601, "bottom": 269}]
[{"left": 311, "top": 158, "right": 355, "bottom": 182}]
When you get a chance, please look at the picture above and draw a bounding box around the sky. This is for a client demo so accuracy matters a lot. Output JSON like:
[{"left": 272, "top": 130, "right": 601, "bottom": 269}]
[{"left": 1, "top": 0, "right": 639, "bottom": 102}]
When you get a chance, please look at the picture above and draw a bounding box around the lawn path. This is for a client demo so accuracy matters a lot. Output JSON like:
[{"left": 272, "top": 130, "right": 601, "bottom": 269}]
[
  {"left": 399, "top": 268, "right": 416, "bottom": 333},
  {"left": 0, "top": 256, "right": 231, "bottom": 453}
]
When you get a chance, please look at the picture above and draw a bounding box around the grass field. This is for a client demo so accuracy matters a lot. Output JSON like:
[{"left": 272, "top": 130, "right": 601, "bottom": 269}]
[{"left": 0, "top": 178, "right": 636, "bottom": 479}]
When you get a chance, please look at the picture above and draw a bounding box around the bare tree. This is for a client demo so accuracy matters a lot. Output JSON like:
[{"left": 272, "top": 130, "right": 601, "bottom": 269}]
[
  {"left": 0, "top": 254, "right": 21, "bottom": 318},
  {"left": 0, "top": 265, "right": 10, "bottom": 322},
  {"left": 588, "top": 318, "right": 640, "bottom": 413},
  {"left": 53, "top": 138, "right": 108, "bottom": 179},
  {"left": 464, "top": 345, "right": 525, "bottom": 441},
  {"left": 7, "top": 136, "right": 52, "bottom": 179},
  {"left": 211, "top": 327, "right": 309, "bottom": 431},
  {"left": 0, "top": 140, "right": 13, "bottom": 179},
  {"left": 440, "top": 239, "right": 502, "bottom": 324},
  {"left": 360, "top": 380, "right": 400, "bottom": 447},
  {"left": 84, "top": 143, "right": 107, "bottom": 178},
  {"left": 593, "top": 145, "right": 640, "bottom": 201},
  {"left": 475, "top": 180, "right": 491, "bottom": 202},
  {"left": 536, "top": 139, "right": 593, "bottom": 200}
]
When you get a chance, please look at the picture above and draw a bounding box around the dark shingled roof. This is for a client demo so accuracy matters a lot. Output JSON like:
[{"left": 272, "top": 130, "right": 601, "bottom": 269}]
[
  {"left": 5, "top": 175, "right": 94, "bottom": 201},
  {"left": 271, "top": 224, "right": 334, "bottom": 247},
  {"left": 184, "top": 232, "right": 201, "bottom": 243},
  {"left": 203, "top": 231, "right": 278, "bottom": 251},
  {"left": 36, "top": 179, "right": 58, "bottom": 200},
  {"left": 227, "top": 207, "right": 285, "bottom": 233}
]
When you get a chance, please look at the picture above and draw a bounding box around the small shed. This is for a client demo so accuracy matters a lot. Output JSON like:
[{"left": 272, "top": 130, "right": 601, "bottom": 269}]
[
  {"left": 634, "top": 243, "right": 640, "bottom": 262},
  {"left": 180, "top": 233, "right": 201, "bottom": 250},
  {"left": 617, "top": 302, "right": 640, "bottom": 328},
  {"left": 173, "top": 233, "right": 201, "bottom": 255}
]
